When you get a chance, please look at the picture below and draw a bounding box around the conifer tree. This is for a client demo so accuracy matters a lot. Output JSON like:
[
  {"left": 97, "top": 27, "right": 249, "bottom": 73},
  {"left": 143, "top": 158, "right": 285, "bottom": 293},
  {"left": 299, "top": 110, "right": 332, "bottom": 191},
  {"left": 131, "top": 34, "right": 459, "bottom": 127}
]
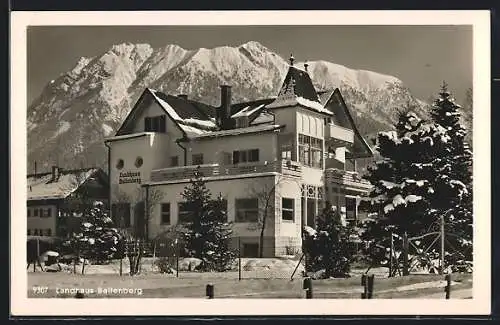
[
  {"left": 429, "top": 83, "right": 473, "bottom": 269},
  {"left": 181, "top": 167, "right": 236, "bottom": 271},
  {"left": 64, "top": 201, "right": 124, "bottom": 265},
  {"left": 303, "top": 203, "right": 354, "bottom": 278},
  {"left": 201, "top": 194, "right": 237, "bottom": 271},
  {"left": 361, "top": 111, "right": 462, "bottom": 264}
]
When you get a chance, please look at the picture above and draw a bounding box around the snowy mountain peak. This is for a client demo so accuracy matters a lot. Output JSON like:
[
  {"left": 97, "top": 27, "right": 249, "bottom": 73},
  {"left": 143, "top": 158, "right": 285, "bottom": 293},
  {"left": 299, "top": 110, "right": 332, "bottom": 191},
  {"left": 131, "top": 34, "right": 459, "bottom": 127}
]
[{"left": 27, "top": 41, "right": 447, "bottom": 173}]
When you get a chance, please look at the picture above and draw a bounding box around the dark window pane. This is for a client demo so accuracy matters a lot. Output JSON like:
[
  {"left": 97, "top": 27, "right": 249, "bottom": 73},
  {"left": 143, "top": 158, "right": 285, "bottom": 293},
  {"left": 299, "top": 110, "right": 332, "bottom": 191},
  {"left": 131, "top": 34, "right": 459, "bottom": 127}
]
[
  {"left": 249, "top": 149, "right": 259, "bottom": 162},
  {"left": 161, "top": 203, "right": 171, "bottom": 224},
  {"left": 145, "top": 117, "right": 152, "bottom": 132},
  {"left": 233, "top": 151, "right": 240, "bottom": 164},
  {"left": 192, "top": 154, "right": 204, "bottom": 165},
  {"left": 171, "top": 156, "right": 179, "bottom": 167},
  {"left": 282, "top": 198, "right": 294, "bottom": 221},
  {"left": 159, "top": 115, "right": 166, "bottom": 133}
]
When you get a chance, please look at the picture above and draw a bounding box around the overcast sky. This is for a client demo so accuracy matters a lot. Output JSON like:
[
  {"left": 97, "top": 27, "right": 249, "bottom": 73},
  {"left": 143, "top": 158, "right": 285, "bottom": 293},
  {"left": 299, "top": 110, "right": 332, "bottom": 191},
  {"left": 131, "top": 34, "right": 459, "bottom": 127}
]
[{"left": 27, "top": 25, "right": 472, "bottom": 105}]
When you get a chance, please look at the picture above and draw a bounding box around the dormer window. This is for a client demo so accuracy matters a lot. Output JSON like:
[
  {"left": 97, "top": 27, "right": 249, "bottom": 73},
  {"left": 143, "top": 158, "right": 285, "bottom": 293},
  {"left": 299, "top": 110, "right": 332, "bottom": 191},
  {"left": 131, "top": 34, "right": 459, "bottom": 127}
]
[{"left": 145, "top": 115, "right": 166, "bottom": 133}]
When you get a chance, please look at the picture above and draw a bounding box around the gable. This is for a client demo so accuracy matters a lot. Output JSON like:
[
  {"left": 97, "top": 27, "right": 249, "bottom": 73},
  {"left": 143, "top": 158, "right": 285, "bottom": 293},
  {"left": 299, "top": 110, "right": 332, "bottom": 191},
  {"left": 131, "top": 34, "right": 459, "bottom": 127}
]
[
  {"left": 324, "top": 89, "right": 373, "bottom": 158},
  {"left": 115, "top": 89, "right": 187, "bottom": 138}
]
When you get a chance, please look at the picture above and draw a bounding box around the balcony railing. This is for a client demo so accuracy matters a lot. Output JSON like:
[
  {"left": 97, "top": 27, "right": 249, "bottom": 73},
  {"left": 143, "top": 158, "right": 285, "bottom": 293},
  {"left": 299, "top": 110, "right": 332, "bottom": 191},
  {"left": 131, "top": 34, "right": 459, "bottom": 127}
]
[
  {"left": 325, "top": 123, "right": 354, "bottom": 144},
  {"left": 150, "top": 160, "right": 301, "bottom": 182},
  {"left": 325, "top": 168, "right": 372, "bottom": 190}
]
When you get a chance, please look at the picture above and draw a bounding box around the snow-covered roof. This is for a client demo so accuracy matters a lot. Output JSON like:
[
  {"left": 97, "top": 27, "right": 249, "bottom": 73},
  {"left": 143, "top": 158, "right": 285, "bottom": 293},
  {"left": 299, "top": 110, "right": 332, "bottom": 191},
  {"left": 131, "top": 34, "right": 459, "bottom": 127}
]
[{"left": 27, "top": 168, "right": 103, "bottom": 201}]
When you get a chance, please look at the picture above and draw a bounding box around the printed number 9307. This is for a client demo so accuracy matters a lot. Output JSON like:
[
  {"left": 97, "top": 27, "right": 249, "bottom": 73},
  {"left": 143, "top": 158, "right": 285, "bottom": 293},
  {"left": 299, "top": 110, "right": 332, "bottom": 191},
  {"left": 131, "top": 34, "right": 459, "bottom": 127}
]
[{"left": 32, "top": 286, "right": 49, "bottom": 294}]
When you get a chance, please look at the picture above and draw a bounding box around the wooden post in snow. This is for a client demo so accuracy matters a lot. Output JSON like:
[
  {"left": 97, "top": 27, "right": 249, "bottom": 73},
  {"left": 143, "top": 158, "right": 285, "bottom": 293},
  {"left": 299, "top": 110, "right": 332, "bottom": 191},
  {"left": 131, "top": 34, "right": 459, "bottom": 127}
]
[
  {"left": 402, "top": 232, "right": 409, "bottom": 276},
  {"left": 389, "top": 231, "right": 394, "bottom": 277},
  {"left": 440, "top": 214, "right": 446, "bottom": 275}
]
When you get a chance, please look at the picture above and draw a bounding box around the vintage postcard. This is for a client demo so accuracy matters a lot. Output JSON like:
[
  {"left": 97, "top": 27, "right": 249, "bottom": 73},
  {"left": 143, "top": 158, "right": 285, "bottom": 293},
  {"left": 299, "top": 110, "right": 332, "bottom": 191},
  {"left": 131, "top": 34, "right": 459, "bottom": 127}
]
[{"left": 10, "top": 10, "right": 491, "bottom": 316}]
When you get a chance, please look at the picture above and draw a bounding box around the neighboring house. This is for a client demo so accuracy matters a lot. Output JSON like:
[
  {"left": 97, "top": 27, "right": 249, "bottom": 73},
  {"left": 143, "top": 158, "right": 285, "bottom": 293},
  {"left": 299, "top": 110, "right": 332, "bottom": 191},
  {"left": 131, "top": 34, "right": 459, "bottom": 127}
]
[
  {"left": 104, "top": 56, "right": 373, "bottom": 257},
  {"left": 27, "top": 166, "right": 109, "bottom": 238}
]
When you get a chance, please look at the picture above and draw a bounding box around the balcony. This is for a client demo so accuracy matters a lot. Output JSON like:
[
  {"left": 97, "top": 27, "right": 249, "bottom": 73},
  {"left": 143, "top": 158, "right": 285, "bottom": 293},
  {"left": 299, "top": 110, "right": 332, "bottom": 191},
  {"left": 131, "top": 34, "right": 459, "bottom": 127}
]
[
  {"left": 325, "top": 168, "right": 372, "bottom": 191},
  {"left": 150, "top": 160, "right": 301, "bottom": 183},
  {"left": 325, "top": 123, "right": 354, "bottom": 145}
]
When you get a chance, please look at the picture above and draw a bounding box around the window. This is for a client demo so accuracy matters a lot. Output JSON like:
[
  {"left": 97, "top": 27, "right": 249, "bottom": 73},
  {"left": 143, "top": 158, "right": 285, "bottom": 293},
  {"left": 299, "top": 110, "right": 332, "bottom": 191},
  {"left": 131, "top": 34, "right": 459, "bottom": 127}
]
[
  {"left": 33, "top": 229, "right": 39, "bottom": 236},
  {"left": 135, "top": 157, "right": 143, "bottom": 168},
  {"left": 41, "top": 208, "right": 51, "bottom": 218},
  {"left": 34, "top": 209, "right": 39, "bottom": 217},
  {"left": 170, "top": 156, "right": 179, "bottom": 167},
  {"left": 145, "top": 115, "right": 166, "bottom": 133},
  {"left": 178, "top": 202, "right": 192, "bottom": 224},
  {"left": 27, "top": 229, "right": 31, "bottom": 236},
  {"left": 233, "top": 149, "right": 260, "bottom": 164},
  {"left": 282, "top": 198, "right": 295, "bottom": 221},
  {"left": 281, "top": 144, "right": 292, "bottom": 160},
  {"left": 111, "top": 203, "right": 131, "bottom": 228},
  {"left": 116, "top": 159, "right": 124, "bottom": 170},
  {"left": 161, "top": 203, "right": 171, "bottom": 224},
  {"left": 27, "top": 209, "right": 31, "bottom": 218},
  {"left": 192, "top": 154, "right": 204, "bottom": 165},
  {"left": 298, "top": 134, "right": 323, "bottom": 168},
  {"left": 242, "top": 243, "right": 259, "bottom": 258},
  {"left": 46, "top": 229, "right": 52, "bottom": 236},
  {"left": 248, "top": 149, "right": 259, "bottom": 162},
  {"left": 235, "top": 198, "right": 259, "bottom": 222}
]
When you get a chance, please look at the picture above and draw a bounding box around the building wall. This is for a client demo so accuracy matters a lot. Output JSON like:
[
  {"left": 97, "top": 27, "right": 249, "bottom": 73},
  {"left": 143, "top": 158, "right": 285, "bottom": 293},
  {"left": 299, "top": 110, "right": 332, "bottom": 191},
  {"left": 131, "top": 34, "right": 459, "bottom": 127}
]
[
  {"left": 274, "top": 177, "right": 303, "bottom": 255},
  {"left": 27, "top": 204, "right": 57, "bottom": 236},
  {"left": 146, "top": 174, "right": 302, "bottom": 257},
  {"left": 187, "top": 132, "right": 279, "bottom": 165},
  {"left": 131, "top": 99, "right": 187, "bottom": 168}
]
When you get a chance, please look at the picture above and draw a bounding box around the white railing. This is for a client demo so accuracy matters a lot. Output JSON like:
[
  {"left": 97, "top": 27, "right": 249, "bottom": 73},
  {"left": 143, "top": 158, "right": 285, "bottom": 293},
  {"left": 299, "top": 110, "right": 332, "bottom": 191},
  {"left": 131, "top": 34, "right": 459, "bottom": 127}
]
[
  {"left": 325, "top": 168, "right": 372, "bottom": 188},
  {"left": 150, "top": 160, "right": 301, "bottom": 182},
  {"left": 325, "top": 123, "right": 354, "bottom": 144}
]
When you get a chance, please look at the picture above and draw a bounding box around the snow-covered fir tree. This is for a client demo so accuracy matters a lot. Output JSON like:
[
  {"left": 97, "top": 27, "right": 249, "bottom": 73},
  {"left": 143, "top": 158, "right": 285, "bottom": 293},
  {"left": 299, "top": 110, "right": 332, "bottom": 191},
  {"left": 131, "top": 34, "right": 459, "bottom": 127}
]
[
  {"left": 63, "top": 201, "right": 124, "bottom": 264},
  {"left": 303, "top": 203, "right": 354, "bottom": 278},
  {"left": 429, "top": 83, "right": 473, "bottom": 270},
  {"left": 181, "top": 167, "right": 236, "bottom": 271},
  {"left": 201, "top": 194, "right": 237, "bottom": 272},
  {"left": 361, "top": 111, "right": 456, "bottom": 261}
]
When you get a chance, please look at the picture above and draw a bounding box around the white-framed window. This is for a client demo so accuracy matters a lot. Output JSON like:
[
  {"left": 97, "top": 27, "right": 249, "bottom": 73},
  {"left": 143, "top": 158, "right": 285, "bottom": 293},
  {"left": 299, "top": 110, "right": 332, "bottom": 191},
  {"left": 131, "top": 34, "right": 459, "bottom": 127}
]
[
  {"left": 161, "top": 203, "right": 171, "bottom": 224},
  {"left": 282, "top": 198, "right": 295, "bottom": 221},
  {"left": 192, "top": 154, "right": 204, "bottom": 165},
  {"left": 145, "top": 115, "right": 166, "bottom": 133},
  {"left": 235, "top": 198, "right": 259, "bottom": 222},
  {"left": 298, "top": 134, "right": 323, "bottom": 168},
  {"left": 233, "top": 149, "right": 259, "bottom": 164},
  {"left": 171, "top": 156, "right": 179, "bottom": 167},
  {"left": 178, "top": 202, "right": 192, "bottom": 224}
]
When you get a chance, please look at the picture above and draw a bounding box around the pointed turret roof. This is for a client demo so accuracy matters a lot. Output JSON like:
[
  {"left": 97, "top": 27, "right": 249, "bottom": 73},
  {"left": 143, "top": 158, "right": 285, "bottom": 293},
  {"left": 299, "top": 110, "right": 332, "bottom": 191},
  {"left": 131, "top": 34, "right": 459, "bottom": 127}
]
[{"left": 267, "top": 55, "right": 331, "bottom": 114}]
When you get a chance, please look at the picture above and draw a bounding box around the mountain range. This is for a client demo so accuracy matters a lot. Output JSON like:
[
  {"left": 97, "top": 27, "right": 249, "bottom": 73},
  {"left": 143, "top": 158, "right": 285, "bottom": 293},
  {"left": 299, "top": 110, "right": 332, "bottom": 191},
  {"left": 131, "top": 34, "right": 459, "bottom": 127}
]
[{"left": 27, "top": 41, "right": 472, "bottom": 173}]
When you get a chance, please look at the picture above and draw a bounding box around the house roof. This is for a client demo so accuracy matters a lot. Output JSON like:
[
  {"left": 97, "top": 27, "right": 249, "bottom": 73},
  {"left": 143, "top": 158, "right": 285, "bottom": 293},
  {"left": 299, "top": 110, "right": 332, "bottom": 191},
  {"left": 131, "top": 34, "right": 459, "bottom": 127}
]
[
  {"left": 112, "top": 64, "right": 370, "bottom": 153},
  {"left": 27, "top": 168, "right": 107, "bottom": 201},
  {"left": 323, "top": 89, "right": 374, "bottom": 158}
]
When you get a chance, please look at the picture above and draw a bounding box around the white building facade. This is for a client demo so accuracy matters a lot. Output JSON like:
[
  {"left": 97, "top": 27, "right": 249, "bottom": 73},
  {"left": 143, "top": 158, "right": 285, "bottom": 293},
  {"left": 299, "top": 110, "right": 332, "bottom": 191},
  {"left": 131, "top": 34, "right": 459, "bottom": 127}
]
[{"left": 105, "top": 58, "right": 373, "bottom": 257}]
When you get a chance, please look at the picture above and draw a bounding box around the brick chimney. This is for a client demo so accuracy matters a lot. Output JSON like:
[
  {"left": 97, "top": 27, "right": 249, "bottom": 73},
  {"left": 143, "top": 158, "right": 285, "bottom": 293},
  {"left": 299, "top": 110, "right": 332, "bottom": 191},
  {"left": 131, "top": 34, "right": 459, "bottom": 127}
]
[
  {"left": 219, "top": 85, "right": 233, "bottom": 129},
  {"left": 51, "top": 166, "right": 61, "bottom": 182}
]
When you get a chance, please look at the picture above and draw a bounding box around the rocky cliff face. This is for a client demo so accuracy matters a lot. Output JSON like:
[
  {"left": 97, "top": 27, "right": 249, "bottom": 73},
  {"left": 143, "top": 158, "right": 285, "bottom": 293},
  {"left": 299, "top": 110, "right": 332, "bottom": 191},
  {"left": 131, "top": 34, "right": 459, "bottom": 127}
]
[{"left": 27, "top": 41, "right": 470, "bottom": 173}]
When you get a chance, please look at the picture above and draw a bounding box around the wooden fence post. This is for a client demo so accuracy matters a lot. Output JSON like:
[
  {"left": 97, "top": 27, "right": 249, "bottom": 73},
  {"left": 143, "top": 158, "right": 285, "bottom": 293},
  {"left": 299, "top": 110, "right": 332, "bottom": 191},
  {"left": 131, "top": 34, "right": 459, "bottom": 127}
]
[
  {"left": 238, "top": 237, "right": 242, "bottom": 281},
  {"left": 303, "top": 277, "right": 313, "bottom": 299},
  {"left": 389, "top": 231, "right": 394, "bottom": 277},
  {"left": 367, "top": 274, "right": 375, "bottom": 299},
  {"left": 402, "top": 232, "right": 409, "bottom": 276},
  {"left": 445, "top": 274, "right": 451, "bottom": 299},
  {"left": 206, "top": 284, "right": 214, "bottom": 299},
  {"left": 361, "top": 274, "right": 367, "bottom": 299}
]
